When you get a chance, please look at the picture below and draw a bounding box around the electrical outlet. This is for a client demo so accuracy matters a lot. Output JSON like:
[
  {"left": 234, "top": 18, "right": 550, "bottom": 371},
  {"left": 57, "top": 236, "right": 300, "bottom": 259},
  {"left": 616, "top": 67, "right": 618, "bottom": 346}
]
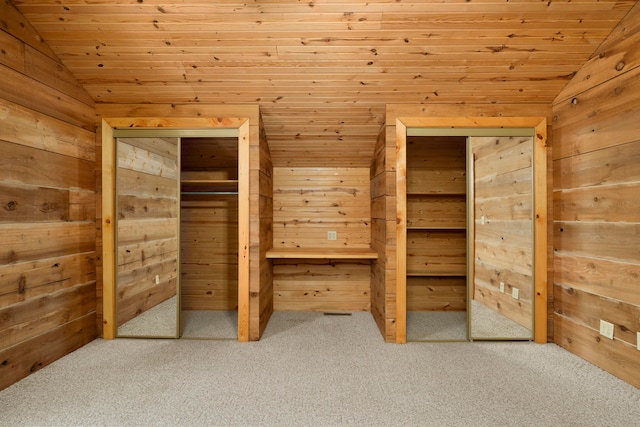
[
  {"left": 481, "top": 215, "right": 485, "bottom": 225},
  {"left": 327, "top": 231, "right": 337, "bottom": 241},
  {"left": 637, "top": 332, "right": 640, "bottom": 351},
  {"left": 599, "top": 320, "right": 614, "bottom": 340},
  {"left": 511, "top": 287, "right": 519, "bottom": 300},
  {"left": 499, "top": 282, "right": 505, "bottom": 293},
  {"left": 155, "top": 275, "right": 160, "bottom": 285}
]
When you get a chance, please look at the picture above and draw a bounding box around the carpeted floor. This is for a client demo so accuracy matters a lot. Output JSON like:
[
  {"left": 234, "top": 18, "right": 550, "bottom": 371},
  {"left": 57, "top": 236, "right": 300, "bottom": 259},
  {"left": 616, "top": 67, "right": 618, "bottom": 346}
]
[
  {"left": 117, "top": 297, "right": 238, "bottom": 339},
  {"left": 407, "top": 301, "right": 532, "bottom": 341},
  {"left": 1, "top": 312, "right": 639, "bottom": 426}
]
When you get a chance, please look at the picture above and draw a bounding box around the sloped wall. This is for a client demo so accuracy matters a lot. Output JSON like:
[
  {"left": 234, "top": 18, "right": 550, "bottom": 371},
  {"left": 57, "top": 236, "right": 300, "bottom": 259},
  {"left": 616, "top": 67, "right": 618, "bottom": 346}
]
[
  {"left": 552, "top": 3, "right": 640, "bottom": 388},
  {"left": 0, "top": 2, "right": 96, "bottom": 390}
]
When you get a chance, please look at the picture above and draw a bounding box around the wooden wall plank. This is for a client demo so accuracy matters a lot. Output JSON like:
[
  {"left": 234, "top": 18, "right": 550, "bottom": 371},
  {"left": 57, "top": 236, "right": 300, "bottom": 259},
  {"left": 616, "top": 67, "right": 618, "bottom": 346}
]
[
  {"left": 0, "top": 282, "right": 95, "bottom": 349},
  {"left": 407, "top": 276, "right": 466, "bottom": 311},
  {"left": 24, "top": 45, "right": 95, "bottom": 106},
  {"left": 554, "top": 183, "right": 640, "bottom": 222},
  {"left": 0, "top": 140, "right": 94, "bottom": 191},
  {"left": 0, "top": 222, "right": 95, "bottom": 265},
  {"left": 0, "top": 252, "right": 95, "bottom": 307},
  {"left": 0, "top": 64, "right": 94, "bottom": 131},
  {"left": 554, "top": 253, "right": 640, "bottom": 307},
  {"left": 553, "top": 140, "right": 640, "bottom": 190},
  {"left": 554, "top": 222, "right": 639, "bottom": 263},
  {"left": 0, "top": 30, "right": 25, "bottom": 72}
]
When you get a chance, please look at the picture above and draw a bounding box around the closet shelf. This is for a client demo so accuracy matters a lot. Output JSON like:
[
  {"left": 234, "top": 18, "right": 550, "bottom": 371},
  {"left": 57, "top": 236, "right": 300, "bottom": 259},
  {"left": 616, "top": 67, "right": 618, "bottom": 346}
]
[
  {"left": 407, "top": 192, "right": 466, "bottom": 197},
  {"left": 407, "top": 272, "right": 467, "bottom": 277},
  {"left": 181, "top": 179, "right": 238, "bottom": 194},
  {"left": 407, "top": 226, "right": 466, "bottom": 231},
  {"left": 266, "top": 248, "right": 378, "bottom": 260}
]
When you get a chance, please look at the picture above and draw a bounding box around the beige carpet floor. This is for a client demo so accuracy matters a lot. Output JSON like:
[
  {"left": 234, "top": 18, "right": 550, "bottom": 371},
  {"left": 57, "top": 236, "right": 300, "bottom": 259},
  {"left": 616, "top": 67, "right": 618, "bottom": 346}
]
[
  {"left": 1, "top": 312, "right": 639, "bottom": 426},
  {"left": 407, "top": 301, "right": 532, "bottom": 341}
]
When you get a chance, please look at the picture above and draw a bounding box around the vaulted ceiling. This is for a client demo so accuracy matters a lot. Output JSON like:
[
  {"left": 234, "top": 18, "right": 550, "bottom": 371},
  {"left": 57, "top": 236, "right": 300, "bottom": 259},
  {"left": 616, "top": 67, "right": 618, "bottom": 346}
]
[{"left": 13, "top": 0, "right": 637, "bottom": 166}]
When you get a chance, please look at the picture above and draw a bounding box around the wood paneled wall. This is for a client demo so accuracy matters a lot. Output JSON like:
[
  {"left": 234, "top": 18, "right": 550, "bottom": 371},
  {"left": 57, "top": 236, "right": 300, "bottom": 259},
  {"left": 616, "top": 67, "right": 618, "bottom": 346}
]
[
  {"left": 272, "top": 167, "right": 372, "bottom": 312},
  {"left": 251, "top": 121, "right": 274, "bottom": 339},
  {"left": 181, "top": 195, "right": 238, "bottom": 310},
  {"left": 371, "top": 125, "right": 395, "bottom": 340},
  {"left": 552, "top": 3, "right": 640, "bottom": 388},
  {"left": 384, "top": 104, "right": 553, "bottom": 343},
  {"left": 0, "top": 2, "right": 96, "bottom": 391}
]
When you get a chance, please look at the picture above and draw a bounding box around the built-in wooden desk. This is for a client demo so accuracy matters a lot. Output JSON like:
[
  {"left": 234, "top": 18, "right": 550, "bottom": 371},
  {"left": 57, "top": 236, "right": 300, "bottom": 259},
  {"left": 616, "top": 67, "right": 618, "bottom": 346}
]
[{"left": 266, "top": 248, "right": 378, "bottom": 260}]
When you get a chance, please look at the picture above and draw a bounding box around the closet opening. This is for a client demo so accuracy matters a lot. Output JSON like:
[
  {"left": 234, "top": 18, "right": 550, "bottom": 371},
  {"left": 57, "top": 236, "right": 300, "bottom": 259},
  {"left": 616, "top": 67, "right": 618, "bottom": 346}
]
[
  {"left": 395, "top": 117, "right": 548, "bottom": 344},
  {"left": 102, "top": 119, "right": 251, "bottom": 341}
]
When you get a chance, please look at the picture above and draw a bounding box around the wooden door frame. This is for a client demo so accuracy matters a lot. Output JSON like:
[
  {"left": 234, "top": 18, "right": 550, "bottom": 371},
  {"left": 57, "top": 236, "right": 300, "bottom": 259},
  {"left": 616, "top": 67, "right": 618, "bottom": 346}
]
[
  {"left": 101, "top": 117, "right": 251, "bottom": 341},
  {"left": 396, "top": 117, "right": 547, "bottom": 344}
]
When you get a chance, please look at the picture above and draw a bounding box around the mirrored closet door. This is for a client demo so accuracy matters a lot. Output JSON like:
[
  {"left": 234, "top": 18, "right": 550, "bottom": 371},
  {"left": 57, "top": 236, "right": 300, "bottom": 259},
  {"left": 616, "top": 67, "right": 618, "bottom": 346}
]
[
  {"left": 115, "top": 136, "right": 180, "bottom": 338},
  {"left": 468, "top": 134, "right": 534, "bottom": 340},
  {"left": 113, "top": 131, "right": 240, "bottom": 339}
]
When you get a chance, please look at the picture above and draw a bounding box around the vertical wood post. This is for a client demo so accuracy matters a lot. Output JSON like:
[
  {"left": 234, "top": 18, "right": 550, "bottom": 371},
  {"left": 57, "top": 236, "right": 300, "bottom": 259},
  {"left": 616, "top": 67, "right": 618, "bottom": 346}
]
[{"left": 101, "top": 121, "right": 117, "bottom": 339}]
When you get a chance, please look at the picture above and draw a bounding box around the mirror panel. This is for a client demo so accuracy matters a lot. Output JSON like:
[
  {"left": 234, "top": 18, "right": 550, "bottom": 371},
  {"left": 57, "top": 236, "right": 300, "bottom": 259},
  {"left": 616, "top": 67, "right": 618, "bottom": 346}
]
[
  {"left": 116, "top": 137, "right": 180, "bottom": 338},
  {"left": 469, "top": 135, "right": 534, "bottom": 340}
]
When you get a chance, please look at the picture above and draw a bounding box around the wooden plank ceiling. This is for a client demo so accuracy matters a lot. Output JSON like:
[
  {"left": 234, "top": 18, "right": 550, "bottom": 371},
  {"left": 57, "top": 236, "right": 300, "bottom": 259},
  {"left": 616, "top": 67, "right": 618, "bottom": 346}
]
[{"left": 13, "top": 0, "right": 637, "bottom": 166}]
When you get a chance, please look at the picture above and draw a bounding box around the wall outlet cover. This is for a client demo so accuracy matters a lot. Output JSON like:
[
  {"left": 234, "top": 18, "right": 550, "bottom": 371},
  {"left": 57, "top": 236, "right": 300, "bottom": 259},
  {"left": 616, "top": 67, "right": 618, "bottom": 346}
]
[
  {"left": 327, "top": 231, "right": 337, "bottom": 241},
  {"left": 511, "top": 287, "right": 519, "bottom": 300},
  {"left": 499, "top": 282, "right": 505, "bottom": 293},
  {"left": 637, "top": 332, "right": 640, "bottom": 351},
  {"left": 599, "top": 320, "right": 614, "bottom": 340}
]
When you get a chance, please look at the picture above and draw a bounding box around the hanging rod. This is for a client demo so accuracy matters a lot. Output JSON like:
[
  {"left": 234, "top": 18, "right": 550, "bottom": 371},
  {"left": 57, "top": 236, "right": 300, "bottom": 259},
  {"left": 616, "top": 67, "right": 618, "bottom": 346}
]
[{"left": 181, "top": 191, "right": 239, "bottom": 195}]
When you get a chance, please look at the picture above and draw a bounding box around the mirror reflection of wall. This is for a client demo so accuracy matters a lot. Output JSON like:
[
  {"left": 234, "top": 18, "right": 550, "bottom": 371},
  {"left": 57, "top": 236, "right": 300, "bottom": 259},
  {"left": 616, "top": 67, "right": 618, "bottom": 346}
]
[
  {"left": 469, "top": 135, "right": 534, "bottom": 340},
  {"left": 114, "top": 134, "right": 239, "bottom": 340},
  {"left": 116, "top": 136, "right": 180, "bottom": 338}
]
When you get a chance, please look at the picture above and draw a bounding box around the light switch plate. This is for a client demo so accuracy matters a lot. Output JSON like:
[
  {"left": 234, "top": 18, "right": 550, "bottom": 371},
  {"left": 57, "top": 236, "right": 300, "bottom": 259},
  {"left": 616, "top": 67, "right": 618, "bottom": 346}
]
[
  {"left": 637, "top": 332, "right": 640, "bottom": 351},
  {"left": 499, "top": 282, "right": 505, "bottom": 293},
  {"left": 155, "top": 275, "right": 160, "bottom": 285},
  {"left": 511, "top": 287, "right": 519, "bottom": 300},
  {"left": 599, "top": 320, "right": 614, "bottom": 340}
]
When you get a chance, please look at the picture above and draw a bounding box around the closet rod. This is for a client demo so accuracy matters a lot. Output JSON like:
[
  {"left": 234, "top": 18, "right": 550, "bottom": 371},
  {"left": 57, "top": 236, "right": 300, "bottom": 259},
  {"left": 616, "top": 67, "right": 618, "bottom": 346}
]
[{"left": 181, "top": 191, "right": 239, "bottom": 195}]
